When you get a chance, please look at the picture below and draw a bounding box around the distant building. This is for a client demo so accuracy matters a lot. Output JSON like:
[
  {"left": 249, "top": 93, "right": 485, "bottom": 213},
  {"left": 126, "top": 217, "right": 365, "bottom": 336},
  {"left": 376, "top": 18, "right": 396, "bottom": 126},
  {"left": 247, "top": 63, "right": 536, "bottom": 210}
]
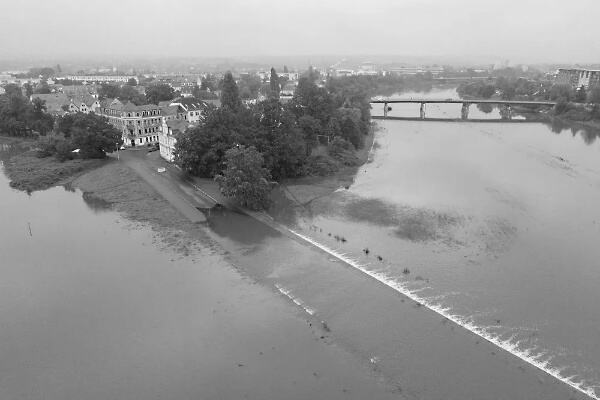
[
  {"left": 279, "top": 82, "right": 296, "bottom": 98},
  {"left": 334, "top": 69, "right": 355, "bottom": 77},
  {"left": 556, "top": 68, "right": 600, "bottom": 89},
  {"left": 385, "top": 66, "right": 444, "bottom": 76},
  {"left": 97, "top": 99, "right": 162, "bottom": 147},
  {"left": 64, "top": 75, "right": 138, "bottom": 84}
]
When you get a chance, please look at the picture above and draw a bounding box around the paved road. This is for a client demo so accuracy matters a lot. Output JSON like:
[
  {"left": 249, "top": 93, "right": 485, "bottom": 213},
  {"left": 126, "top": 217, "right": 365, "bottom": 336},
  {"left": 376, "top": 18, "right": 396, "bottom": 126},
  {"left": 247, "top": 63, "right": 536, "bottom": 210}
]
[{"left": 116, "top": 149, "right": 211, "bottom": 223}]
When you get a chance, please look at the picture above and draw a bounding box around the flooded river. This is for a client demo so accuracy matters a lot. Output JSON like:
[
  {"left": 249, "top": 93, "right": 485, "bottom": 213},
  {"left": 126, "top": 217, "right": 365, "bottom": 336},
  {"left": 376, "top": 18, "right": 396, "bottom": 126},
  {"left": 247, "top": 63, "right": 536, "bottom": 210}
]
[
  {"left": 0, "top": 146, "right": 399, "bottom": 400},
  {"left": 207, "top": 88, "right": 600, "bottom": 399},
  {"left": 300, "top": 89, "right": 600, "bottom": 397},
  {"left": 2, "top": 85, "right": 599, "bottom": 399}
]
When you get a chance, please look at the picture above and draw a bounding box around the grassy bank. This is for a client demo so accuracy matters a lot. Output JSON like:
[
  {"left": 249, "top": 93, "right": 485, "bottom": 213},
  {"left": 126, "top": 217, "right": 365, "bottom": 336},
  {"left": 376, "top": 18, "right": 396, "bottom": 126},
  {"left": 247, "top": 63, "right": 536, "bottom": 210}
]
[
  {"left": 71, "top": 161, "right": 217, "bottom": 255},
  {"left": 4, "top": 149, "right": 107, "bottom": 192}
]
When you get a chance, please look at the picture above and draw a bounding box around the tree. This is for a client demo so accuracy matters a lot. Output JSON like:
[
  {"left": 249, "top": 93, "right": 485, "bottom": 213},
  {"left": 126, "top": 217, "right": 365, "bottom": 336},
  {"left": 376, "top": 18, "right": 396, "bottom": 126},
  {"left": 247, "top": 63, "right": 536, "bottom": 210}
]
[
  {"left": 269, "top": 67, "right": 280, "bottom": 99},
  {"left": 298, "top": 115, "right": 321, "bottom": 155},
  {"left": 118, "top": 85, "right": 146, "bottom": 105},
  {"left": 200, "top": 74, "right": 217, "bottom": 92},
  {"left": 33, "top": 82, "right": 51, "bottom": 94},
  {"left": 588, "top": 85, "right": 600, "bottom": 104},
  {"left": 575, "top": 86, "right": 587, "bottom": 103},
  {"left": 479, "top": 84, "right": 496, "bottom": 99},
  {"left": 220, "top": 72, "right": 242, "bottom": 111},
  {"left": 127, "top": 77, "right": 137, "bottom": 86},
  {"left": 251, "top": 99, "right": 306, "bottom": 179},
  {"left": 24, "top": 83, "right": 34, "bottom": 97},
  {"left": 57, "top": 113, "right": 122, "bottom": 158},
  {"left": 145, "top": 83, "right": 175, "bottom": 104},
  {"left": 0, "top": 86, "right": 37, "bottom": 136},
  {"left": 174, "top": 106, "right": 245, "bottom": 177},
  {"left": 283, "top": 65, "right": 289, "bottom": 73},
  {"left": 28, "top": 98, "right": 54, "bottom": 135},
  {"left": 98, "top": 84, "right": 120, "bottom": 99},
  {"left": 549, "top": 84, "right": 574, "bottom": 101},
  {"left": 214, "top": 145, "right": 273, "bottom": 210}
]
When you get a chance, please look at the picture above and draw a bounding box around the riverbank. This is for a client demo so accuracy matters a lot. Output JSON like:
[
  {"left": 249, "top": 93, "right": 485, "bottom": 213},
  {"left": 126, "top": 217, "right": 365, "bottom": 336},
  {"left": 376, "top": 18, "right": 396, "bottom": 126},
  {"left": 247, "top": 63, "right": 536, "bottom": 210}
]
[
  {"left": 270, "top": 124, "right": 377, "bottom": 221},
  {"left": 0, "top": 136, "right": 109, "bottom": 192}
]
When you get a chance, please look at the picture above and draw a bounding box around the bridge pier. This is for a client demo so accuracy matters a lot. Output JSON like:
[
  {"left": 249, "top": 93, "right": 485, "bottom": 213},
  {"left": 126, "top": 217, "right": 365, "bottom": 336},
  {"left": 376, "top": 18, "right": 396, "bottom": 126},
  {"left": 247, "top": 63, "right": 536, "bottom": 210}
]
[
  {"left": 383, "top": 102, "right": 388, "bottom": 118},
  {"left": 420, "top": 102, "right": 426, "bottom": 119},
  {"left": 461, "top": 102, "right": 470, "bottom": 120}
]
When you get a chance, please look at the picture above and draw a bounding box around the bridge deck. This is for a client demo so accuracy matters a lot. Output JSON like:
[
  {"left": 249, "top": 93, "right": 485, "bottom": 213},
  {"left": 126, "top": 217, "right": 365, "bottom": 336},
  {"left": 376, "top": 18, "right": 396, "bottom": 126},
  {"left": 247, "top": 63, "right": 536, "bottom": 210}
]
[
  {"left": 372, "top": 116, "right": 537, "bottom": 123},
  {"left": 370, "top": 99, "right": 556, "bottom": 106}
]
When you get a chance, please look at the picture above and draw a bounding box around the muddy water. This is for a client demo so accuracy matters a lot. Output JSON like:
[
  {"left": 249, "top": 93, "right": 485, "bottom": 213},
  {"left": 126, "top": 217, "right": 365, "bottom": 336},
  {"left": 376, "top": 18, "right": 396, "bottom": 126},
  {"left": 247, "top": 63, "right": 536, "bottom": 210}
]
[
  {"left": 205, "top": 89, "right": 600, "bottom": 399},
  {"left": 0, "top": 151, "right": 398, "bottom": 400}
]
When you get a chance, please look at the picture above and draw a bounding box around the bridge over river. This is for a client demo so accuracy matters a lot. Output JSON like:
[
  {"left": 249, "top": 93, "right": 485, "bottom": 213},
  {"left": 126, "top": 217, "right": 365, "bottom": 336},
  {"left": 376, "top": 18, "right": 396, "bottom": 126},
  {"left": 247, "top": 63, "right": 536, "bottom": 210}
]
[{"left": 370, "top": 99, "right": 557, "bottom": 122}]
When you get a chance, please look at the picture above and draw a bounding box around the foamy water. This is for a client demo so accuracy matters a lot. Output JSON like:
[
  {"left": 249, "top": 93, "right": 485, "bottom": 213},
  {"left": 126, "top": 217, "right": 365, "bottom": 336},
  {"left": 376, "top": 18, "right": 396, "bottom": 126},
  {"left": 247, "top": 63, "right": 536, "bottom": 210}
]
[{"left": 289, "top": 229, "right": 599, "bottom": 399}]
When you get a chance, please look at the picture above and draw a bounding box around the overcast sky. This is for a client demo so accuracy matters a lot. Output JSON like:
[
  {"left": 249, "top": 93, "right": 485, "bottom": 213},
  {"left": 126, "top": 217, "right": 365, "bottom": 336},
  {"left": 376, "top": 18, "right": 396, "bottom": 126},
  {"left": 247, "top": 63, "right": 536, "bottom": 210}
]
[{"left": 1, "top": 0, "right": 598, "bottom": 63}]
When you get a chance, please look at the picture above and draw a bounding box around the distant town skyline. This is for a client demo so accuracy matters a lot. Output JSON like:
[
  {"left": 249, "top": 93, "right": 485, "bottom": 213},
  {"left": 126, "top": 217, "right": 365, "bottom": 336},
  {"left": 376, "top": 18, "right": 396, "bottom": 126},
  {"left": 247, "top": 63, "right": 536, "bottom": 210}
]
[{"left": 1, "top": 0, "right": 599, "bottom": 64}]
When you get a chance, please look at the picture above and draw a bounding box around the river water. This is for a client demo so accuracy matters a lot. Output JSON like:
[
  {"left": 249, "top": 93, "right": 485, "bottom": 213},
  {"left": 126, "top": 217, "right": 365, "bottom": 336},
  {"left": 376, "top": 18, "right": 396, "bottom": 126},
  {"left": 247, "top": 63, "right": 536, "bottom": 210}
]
[
  {"left": 290, "top": 88, "right": 600, "bottom": 397},
  {"left": 0, "top": 145, "right": 402, "bottom": 400},
  {"left": 2, "top": 86, "right": 599, "bottom": 399}
]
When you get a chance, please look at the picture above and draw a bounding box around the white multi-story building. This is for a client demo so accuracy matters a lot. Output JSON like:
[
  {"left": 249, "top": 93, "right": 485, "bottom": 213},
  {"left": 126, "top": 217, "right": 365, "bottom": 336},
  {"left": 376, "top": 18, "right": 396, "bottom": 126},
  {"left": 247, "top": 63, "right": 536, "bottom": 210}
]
[
  {"left": 556, "top": 68, "right": 600, "bottom": 89},
  {"left": 96, "top": 99, "right": 162, "bottom": 147},
  {"left": 158, "top": 119, "right": 193, "bottom": 162}
]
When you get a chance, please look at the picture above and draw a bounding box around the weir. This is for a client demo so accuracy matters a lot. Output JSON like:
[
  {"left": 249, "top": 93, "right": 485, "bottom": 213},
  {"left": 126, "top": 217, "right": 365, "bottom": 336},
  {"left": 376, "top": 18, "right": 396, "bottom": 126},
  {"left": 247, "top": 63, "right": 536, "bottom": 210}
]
[{"left": 287, "top": 229, "right": 599, "bottom": 399}]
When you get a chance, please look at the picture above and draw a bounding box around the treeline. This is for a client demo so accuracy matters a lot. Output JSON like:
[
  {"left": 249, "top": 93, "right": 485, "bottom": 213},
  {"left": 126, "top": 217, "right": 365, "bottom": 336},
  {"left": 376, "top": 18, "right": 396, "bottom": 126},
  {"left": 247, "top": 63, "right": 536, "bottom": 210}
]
[
  {"left": 0, "top": 85, "right": 54, "bottom": 136},
  {"left": 175, "top": 70, "right": 372, "bottom": 209},
  {"left": 98, "top": 81, "right": 175, "bottom": 105},
  {"left": 326, "top": 73, "right": 435, "bottom": 97},
  {"left": 458, "top": 76, "right": 600, "bottom": 104},
  {"left": 0, "top": 84, "right": 122, "bottom": 160}
]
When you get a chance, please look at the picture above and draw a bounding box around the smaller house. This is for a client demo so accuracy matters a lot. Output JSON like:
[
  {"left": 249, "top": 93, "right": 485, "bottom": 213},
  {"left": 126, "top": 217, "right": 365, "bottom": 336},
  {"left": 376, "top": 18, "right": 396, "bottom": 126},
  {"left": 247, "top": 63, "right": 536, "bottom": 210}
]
[
  {"left": 68, "top": 95, "right": 100, "bottom": 114},
  {"left": 162, "top": 98, "right": 207, "bottom": 123},
  {"left": 159, "top": 119, "right": 194, "bottom": 162}
]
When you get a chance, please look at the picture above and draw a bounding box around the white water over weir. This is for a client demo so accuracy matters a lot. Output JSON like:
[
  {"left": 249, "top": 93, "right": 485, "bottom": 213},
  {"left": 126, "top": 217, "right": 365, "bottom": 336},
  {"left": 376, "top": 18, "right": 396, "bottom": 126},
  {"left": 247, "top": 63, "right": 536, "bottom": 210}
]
[{"left": 289, "top": 229, "right": 599, "bottom": 399}]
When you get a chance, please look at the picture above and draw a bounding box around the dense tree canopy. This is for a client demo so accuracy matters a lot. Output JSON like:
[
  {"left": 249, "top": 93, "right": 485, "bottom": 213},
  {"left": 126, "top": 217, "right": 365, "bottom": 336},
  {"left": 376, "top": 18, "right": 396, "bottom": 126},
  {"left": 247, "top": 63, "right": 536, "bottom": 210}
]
[
  {"left": 55, "top": 113, "right": 122, "bottom": 158},
  {"left": 145, "top": 84, "right": 175, "bottom": 105},
  {"left": 221, "top": 72, "right": 242, "bottom": 111},
  {"left": 269, "top": 67, "right": 280, "bottom": 99},
  {"left": 214, "top": 145, "right": 273, "bottom": 210},
  {"left": 0, "top": 85, "right": 53, "bottom": 136},
  {"left": 174, "top": 68, "right": 373, "bottom": 209}
]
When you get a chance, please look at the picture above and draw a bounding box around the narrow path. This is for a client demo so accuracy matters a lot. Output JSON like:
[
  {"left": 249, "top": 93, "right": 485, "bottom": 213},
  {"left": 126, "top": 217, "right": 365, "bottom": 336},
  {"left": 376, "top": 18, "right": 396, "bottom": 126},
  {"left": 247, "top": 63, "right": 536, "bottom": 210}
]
[{"left": 117, "top": 150, "right": 209, "bottom": 223}]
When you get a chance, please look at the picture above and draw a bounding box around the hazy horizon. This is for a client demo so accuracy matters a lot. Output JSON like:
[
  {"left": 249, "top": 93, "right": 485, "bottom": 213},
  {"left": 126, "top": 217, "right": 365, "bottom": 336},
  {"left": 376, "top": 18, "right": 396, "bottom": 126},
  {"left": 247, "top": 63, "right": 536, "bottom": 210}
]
[{"left": 1, "top": 0, "right": 599, "bottom": 65}]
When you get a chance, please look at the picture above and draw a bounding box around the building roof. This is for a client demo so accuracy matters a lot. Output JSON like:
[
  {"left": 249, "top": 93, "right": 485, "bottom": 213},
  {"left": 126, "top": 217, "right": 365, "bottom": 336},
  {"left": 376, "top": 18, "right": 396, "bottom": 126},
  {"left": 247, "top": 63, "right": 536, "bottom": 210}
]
[
  {"left": 121, "top": 102, "right": 159, "bottom": 112},
  {"left": 161, "top": 104, "right": 185, "bottom": 116},
  {"left": 165, "top": 119, "right": 193, "bottom": 135},
  {"left": 100, "top": 98, "right": 124, "bottom": 109},
  {"left": 174, "top": 97, "right": 204, "bottom": 111},
  {"left": 70, "top": 94, "right": 97, "bottom": 107}
]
